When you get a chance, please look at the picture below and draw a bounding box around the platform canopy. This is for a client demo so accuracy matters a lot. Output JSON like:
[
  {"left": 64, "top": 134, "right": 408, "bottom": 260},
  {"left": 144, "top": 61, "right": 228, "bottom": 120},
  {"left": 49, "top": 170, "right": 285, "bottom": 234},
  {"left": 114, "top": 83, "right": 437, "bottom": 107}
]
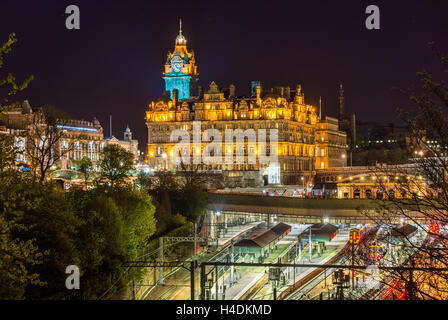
[
  {"left": 234, "top": 222, "right": 291, "bottom": 249},
  {"left": 390, "top": 224, "right": 418, "bottom": 238},
  {"left": 300, "top": 223, "right": 339, "bottom": 242}
]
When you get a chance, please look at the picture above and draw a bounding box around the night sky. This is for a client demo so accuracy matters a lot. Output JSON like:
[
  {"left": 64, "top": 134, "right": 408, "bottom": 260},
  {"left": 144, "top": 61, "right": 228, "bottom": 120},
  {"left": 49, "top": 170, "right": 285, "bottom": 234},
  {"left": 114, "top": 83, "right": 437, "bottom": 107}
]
[{"left": 1, "top": 0, "right": 447, "bottom": 150}]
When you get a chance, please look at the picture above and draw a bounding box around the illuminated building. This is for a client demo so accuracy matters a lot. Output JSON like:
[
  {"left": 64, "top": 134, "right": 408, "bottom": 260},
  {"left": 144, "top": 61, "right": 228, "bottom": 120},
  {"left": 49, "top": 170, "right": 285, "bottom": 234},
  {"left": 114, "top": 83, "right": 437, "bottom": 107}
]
[
  {"left": 163, "top": 19, "right": 198, "bottom": 100},
  {"left": 104, "top": 126, "right": 139, "bottom": 160},
  {"left": 145, "top": 23, "right": 347, "bottom": 186},
  {"left": 336, "top": 174, "right": 426, "bottom": 199},
  {"left": 0, "top": 101, "right": 105, "bottom": 170},
  {"left": 315, "top": 116, "right": 347, "bottom": 169},
  {"left": 57, "top": 118, "right": 104, "bottom": 170}
]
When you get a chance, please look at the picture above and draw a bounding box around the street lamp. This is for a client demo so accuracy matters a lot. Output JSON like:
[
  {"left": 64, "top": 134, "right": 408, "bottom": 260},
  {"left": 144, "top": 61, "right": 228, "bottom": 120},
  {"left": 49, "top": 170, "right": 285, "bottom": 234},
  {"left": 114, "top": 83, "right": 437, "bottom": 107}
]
[
  {"left": 306, "top": 224, "right": 326, "bottom": 262},
  {"left": 301, "top": 177, "right": 305, "bottom": 197}
]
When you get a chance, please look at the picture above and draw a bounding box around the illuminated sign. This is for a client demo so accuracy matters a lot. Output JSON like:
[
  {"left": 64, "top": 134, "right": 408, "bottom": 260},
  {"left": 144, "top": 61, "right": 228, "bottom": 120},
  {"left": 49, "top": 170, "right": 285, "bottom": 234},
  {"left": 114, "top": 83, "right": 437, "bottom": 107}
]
[{"left": 56, "top": 125, "right": 98, "bottom": 133}]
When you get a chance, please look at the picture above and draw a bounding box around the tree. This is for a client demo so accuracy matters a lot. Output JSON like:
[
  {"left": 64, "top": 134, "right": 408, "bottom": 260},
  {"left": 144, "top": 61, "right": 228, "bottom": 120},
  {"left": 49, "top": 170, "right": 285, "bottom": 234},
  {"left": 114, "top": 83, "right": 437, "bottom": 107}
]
[
  {"left": 18, "top": 182, "right": 82, "bottom": 299},
  {"left": 172, "top": 183, "right": 209, "bottom": 223},
  {"left": 0, "top": 33, "right": 42, "bottom": 300},
  {"left": 76, "top": 156, "right": 93, "bottom": 187},
  {"left": 0, "top": 134, "right": 19, "bottom": 175},
  {"left": 0, "top": 177, "right": 44, "bottom": 299},
  {"left": 69, "top": 185, "right": 156, "bottom": 299},
  {"left": 99, "top": 144, "right": 134, "bottom": 187},
  {"left": 26, "top": 106, "right": 73, "bottom": 183},
  {"left": 359, "top": 44, "right": 448, "bottom": 300},
  {"left": 0, "top": 33, "right": 33, "bottom": 112}
]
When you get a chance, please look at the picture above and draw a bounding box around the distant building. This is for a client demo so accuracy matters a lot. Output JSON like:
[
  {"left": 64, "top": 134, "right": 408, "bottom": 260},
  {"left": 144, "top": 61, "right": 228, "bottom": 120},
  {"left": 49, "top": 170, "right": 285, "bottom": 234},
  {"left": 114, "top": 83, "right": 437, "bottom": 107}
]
[
  {"left": 0, "top": 101, "right": 104, "bottom": 170},
  {"left": 315, "top": 116, "right": 347, "bottom": 169},
  {"left": 104, "top": 126, "right": 139, "bottom": 161},
  {"left": 56, "top": 117, "right": 104, "bottom": 170}
]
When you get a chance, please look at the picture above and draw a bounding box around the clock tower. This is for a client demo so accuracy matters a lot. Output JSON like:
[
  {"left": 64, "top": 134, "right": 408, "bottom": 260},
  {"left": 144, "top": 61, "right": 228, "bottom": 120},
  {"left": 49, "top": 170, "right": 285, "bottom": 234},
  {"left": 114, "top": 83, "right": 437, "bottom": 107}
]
[{"left": 163, "top": 20, "right": 198, "bottom": 100}]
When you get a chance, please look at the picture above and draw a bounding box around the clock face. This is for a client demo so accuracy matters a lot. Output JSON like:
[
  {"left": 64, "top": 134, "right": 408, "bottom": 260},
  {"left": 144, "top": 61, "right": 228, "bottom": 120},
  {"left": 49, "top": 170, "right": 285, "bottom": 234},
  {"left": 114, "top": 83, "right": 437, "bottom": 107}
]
[{"left": 173, "top": 62, "right": 181, "bottom": 73}]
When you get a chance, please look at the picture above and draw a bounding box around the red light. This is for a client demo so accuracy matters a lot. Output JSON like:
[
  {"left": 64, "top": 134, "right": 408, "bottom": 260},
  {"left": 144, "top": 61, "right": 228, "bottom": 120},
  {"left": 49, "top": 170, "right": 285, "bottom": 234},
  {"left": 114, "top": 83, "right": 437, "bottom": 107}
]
[
  {"left": 397, "top": 290, "right": 406, "bottom": 300},
  {"left": 381, "top": 280, "right": 399, "bottom": 299},
  {"left": 429, "top": 223, "right": 440, "bottom": 238}
]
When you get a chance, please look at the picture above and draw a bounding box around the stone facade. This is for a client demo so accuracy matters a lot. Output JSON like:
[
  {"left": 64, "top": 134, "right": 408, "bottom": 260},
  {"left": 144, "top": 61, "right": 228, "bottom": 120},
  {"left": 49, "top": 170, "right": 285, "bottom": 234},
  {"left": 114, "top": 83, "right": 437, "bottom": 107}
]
[{"left": 145, "top": 24, "right": 348, "bottom": 187}]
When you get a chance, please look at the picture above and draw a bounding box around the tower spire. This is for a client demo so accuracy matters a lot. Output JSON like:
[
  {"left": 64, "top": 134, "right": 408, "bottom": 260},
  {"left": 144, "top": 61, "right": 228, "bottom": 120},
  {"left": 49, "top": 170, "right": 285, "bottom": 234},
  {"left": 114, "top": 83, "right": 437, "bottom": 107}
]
[
  {"left": 179, "top": 18, "right": 182, "bottom": 34},
  {"left": 319, "top": 96, "right": 322, "bottom": 120},
  {"left": 338, "top": 82, "right": 345, "bottom": 121}
]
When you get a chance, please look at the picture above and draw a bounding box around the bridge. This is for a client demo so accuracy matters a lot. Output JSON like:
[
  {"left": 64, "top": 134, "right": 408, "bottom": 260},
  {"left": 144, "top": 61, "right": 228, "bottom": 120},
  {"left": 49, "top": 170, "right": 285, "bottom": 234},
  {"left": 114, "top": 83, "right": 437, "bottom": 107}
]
[{"left": 207, "top": 192, "right": 426, "bottom": 224}]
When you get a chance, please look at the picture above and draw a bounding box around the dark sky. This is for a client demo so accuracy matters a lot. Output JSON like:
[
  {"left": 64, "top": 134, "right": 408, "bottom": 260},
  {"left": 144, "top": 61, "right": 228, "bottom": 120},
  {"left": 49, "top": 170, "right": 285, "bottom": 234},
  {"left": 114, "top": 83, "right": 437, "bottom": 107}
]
[{"left": 1, "top": 0, "right": 448, "bottom": 150}]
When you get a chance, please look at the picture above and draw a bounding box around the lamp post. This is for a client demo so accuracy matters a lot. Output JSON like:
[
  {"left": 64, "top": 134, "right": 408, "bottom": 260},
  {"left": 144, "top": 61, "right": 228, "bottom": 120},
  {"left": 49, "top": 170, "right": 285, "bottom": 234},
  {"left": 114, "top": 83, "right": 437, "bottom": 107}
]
[
  {"left": 301, "top": 177, "right": 305, "bottom": 197},
  {"left": 307, "top": 224, "right": 325, "bottom": 262}
]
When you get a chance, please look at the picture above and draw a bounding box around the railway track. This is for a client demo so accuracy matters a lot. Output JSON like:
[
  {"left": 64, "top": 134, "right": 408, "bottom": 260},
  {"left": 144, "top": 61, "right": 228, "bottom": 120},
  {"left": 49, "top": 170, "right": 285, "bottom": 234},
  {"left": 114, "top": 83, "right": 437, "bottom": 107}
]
[{"left": 282, "top": 227, "right": 379, "bottom": 300}]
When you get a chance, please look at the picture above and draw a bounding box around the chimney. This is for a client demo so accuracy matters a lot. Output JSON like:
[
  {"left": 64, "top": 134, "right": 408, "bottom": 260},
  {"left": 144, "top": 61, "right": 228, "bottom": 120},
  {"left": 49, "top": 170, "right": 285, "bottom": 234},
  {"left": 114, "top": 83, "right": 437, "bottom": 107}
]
[
  {"left": 256, "top": 85, "right": 261, "bottom": 102},
  {"left": 350, "top": 113, "right": 356, "bottom": 150},
  {"left": 229, "top": 84, "right": 236, "bottom": 98},
  {"left": 285, "top": 87, "right": 291, "bottom": 100},
  {"left": 198, "top": 85, "right": 204, "bottom": 99},
  {"left": 338, "top": 83, "right": 345, "bottom": 121},
  {"left": 350, "top": 113, "right": 356, "bottom": 167}
]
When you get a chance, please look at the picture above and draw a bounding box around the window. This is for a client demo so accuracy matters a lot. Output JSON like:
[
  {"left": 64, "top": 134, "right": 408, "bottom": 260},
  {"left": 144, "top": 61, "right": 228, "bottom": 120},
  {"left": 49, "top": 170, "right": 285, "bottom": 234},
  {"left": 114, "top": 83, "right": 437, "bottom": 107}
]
[
  {"left": 321, "top": 149, "right": 325, "bottom": 157},
  {"left": 321, "top": 161, "right": 324, "bottom": 169}
]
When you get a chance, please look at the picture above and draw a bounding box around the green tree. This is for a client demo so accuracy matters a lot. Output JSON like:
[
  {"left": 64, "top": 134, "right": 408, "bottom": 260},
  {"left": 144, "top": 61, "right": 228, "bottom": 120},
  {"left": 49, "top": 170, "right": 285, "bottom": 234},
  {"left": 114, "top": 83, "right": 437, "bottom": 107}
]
[
  {"left": 18, "top": 182, "right": 81, "bottom": 299},
  {"left": 0, "top": 33, "right": 40, "bottom": 300},
  {"left": 76, "top": 156, "right": 93, "bottom": 187},
  {"left": 172, "top": 183, "right": 208, "bottom": 223},
  {"left": 70, "top": 185, "right": 156, "bottom": 299},
  {"left": 26, "top": 106, "right": 72, "bottom": 183},
  {"left": 0, "top": 33, "right": 33, "bottom": 111},
  {"left": 99, "top": 144, "right": 134, "bottom": 187},
  {"left": 0, "top": 177, "right": 44, "bottom": 299}
]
